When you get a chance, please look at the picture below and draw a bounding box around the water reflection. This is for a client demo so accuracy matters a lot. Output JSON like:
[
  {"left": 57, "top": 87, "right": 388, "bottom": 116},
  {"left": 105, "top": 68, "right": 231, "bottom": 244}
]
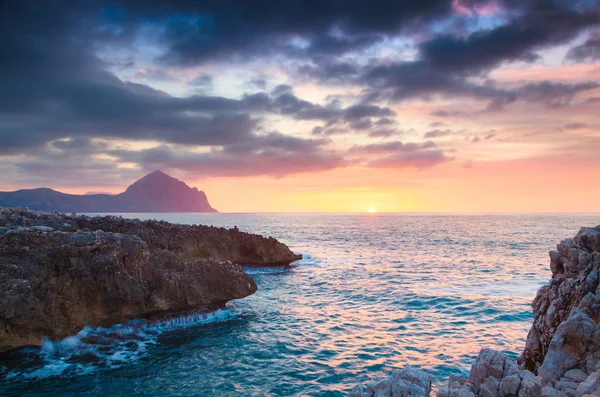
[{"left": 2, "top": 213, "right": 600, "bottom": 396}]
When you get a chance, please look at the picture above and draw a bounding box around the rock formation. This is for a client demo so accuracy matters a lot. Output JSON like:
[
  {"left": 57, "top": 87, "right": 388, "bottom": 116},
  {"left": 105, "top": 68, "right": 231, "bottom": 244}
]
[
  {"left": 0, "top": 208, "right": 302, "bottom": 352},
  {"left": 1, "top": 207, "right": 302, "bottom": 266},
  {"left": 0, "top": 170, "right": 218, "bottom": 212},
  {"left": 348, "top": 225, "right": 600, "bottom": 397}
]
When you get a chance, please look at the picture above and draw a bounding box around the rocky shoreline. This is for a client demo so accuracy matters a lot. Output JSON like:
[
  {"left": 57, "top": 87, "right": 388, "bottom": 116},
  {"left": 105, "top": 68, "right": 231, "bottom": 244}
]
[
  {"left": 0, "top": 208, "right": 302, "bottom": 353},
  {"left": 348, "top": 225, "right": 600, "bottom": 397}
]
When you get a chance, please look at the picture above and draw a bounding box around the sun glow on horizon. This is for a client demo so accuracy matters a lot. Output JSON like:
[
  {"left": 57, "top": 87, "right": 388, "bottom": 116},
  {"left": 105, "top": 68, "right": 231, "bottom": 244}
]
[{"left": 368, "top": 208, "right": 377, "bottom": 213}]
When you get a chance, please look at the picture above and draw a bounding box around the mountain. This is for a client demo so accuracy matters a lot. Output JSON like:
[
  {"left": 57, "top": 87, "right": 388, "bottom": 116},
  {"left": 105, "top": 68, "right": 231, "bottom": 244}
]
[{"left": 0, "top": 171, "right": 218, "bottom": 213}]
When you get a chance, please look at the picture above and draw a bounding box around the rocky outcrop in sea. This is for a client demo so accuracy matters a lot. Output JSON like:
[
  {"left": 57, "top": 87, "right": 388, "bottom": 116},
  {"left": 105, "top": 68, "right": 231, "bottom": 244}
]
[
  {"left": 348, "top": 225, "right": 600, "bottom": 397},
  {"left": 0, "top": 208, "right": 302, "bottom": 352}
]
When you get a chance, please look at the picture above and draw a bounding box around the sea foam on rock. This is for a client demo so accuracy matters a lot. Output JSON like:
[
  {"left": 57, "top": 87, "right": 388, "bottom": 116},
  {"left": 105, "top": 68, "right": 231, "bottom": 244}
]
[
  {"left": 0, "top": 207, "right": 302, "bottom": 352},
  {"left": 348, "top": 225, "right": 600, "bottom": 397}
]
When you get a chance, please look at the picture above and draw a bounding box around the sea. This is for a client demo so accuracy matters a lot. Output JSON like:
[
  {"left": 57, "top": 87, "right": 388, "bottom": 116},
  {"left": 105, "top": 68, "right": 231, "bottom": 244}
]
[{"left": 1, "top": 213, "right": 600, "bottom": 396}]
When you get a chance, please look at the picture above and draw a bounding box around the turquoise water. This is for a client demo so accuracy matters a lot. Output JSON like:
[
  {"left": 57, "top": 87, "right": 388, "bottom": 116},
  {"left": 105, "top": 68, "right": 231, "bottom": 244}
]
[{"left": 2, "top": 213, "right": 600, "bottom": 396}]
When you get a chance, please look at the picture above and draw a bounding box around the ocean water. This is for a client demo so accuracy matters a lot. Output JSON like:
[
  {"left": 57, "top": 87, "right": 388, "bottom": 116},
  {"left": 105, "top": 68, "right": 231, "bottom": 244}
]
[{"left": 2, "top": 213, "right": 600, "bottom": 396}]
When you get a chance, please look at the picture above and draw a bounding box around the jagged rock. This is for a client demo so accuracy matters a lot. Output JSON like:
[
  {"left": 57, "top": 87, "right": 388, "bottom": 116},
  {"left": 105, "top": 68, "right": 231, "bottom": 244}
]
[
  {"left": 0, "top": 224, "right": 258, "bottom": 352},
  {"left": 564, "top": 370, "right": 588, "bottom": 383},
  {"left": 469, "top": 349, "right": 520, "bottom": 387},
  {"left": 520, "top": 226, "right": 600, "bottom": 374},
  {"left": 0, "top": 207, "right": 302, "bottom": 266},
  {"left": 349, "top": 367, "right": 432, "bottom": 397},
  {"left": 437, "top": 375, "right": 476, "bottom": 397},
  {"left": 499, "top": 374, "right": 521, "bottom": 396},
  {"left": 537, "top": 305, "right": 600, "bottom": 384},
  {"left": 542, "top": 387, "right": 567, "bottom": 397},
  {"left": 576, "top": 370, "right": 600, "bottom": 397},
  {"left": 349, "top": 384, "right": 368, "bottom": 397}
]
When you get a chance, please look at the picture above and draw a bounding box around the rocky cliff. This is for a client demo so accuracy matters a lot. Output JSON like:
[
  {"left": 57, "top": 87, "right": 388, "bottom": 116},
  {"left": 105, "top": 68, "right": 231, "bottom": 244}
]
[
  {"left": 348, "top": 225, "right": 600, "bottom": 397},
  {"left": 0, "top": 170, "right": 217, "bottom": 213},
  {"left": 0, "top": 208, "right": 302, "bottom": 352}
]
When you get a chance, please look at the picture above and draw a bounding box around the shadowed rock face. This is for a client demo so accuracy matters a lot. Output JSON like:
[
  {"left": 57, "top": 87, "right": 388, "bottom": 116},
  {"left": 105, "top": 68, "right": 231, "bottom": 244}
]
[
  {"left": 0, "top": 208, "right": 302, "bottom": 352},
  {"left": 0, "top": 227, "right": 256, "bottom": 352},
  {"left": 348, "top": 225, "right": 600, "bottom": 397},
  {"left": 519, "top": 226, "right": 600, "bottom": 377}
]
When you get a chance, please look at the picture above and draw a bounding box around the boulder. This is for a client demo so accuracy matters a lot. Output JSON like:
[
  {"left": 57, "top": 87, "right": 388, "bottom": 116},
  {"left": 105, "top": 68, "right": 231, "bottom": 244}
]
[{"left": 349, "top": 367, "right": 433, "bottom": 397}]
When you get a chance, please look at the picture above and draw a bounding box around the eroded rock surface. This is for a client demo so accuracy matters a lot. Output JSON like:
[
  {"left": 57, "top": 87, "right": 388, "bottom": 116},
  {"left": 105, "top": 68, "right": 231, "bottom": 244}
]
[
  {"left": 0, "top": 226, "right": 257, "bottom": 352},
  {"left": 0, "top": 207, "right": 302, "bottom": 352},
  {"left": 519, "top": 226, "right": 600, "bottom": 379},
  {"left": 348, "top": 367, "right": 433, "bottom": 397},
  {"left": 0, "top": 207, "right": 302, "bottom": 265}
]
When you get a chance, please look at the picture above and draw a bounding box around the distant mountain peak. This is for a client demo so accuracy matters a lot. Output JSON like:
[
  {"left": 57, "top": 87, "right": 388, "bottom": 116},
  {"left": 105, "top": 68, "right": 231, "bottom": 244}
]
[{"left": 0, "top": 171, "right": 218, "bottom": 213}]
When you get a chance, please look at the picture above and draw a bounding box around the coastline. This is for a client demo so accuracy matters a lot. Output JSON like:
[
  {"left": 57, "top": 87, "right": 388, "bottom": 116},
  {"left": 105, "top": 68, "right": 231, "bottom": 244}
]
[{"left": 0, "top": 207, "right": 301, "bottom": 352}]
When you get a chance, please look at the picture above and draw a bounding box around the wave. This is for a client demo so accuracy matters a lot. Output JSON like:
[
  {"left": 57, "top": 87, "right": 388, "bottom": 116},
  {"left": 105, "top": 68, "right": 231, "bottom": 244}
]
[{"left": 2, "top": 306, "right": 244, "bottom": 382}]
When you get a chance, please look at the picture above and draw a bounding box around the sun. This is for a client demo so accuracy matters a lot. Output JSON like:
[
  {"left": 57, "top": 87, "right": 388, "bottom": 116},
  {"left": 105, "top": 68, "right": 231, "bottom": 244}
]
[{"left": 367, "top": 208, "right": 377, "bottom": 213}]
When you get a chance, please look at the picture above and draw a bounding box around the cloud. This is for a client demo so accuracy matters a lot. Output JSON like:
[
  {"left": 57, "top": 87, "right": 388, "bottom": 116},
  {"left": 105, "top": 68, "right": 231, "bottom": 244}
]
[
  {"left": 430, "top": 110, "right": 467, "bottom": 117},
  {"left": 419, "top": 2, "right": 600, "bottom": 75},
  {"left": 516, "top": 81, "right": 600, "bottom": 108},
  {"left": 106, "top": 133, "right": 348, "bottom": 178},
  {"left": 246, "top": 77, "right": 268, "bottom": 90},
  {"left": 367, "top": 129, "right": 403, "bottom": 138},
  {"left": 563, "top": 122, "right": 587, "bottom": 130},
  {"left": 424, "top": 129, "right": 453, "bottom": 138},
  {"left": 2, "top": 0, "right": 600, "bottom": 188},
  {"left": 188, "top": 74, "right": 213, "bottom": 89},
  {"left": 119, "top": 0, "right": 456, "bottom": 66},
  {"left": 347, "top": 140, "right": 451, "bottom": 168},
  {"left": 566, "top": 37, "right": 600, "bottom": 62},
  {"left": 344, "top": 104, "right": 396, "bottom": 120}
]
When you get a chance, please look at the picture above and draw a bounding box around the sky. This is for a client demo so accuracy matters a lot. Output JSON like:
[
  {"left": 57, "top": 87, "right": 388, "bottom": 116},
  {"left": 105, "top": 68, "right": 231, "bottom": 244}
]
[{"left": 1, "top": 0, "right": 599, "bottom": 213}]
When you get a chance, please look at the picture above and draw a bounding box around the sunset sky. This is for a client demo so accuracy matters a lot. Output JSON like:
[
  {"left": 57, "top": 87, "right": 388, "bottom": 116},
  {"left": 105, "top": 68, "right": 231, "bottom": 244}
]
[{"left": 1, "top": 1, "right": 599, "bottom": 212}]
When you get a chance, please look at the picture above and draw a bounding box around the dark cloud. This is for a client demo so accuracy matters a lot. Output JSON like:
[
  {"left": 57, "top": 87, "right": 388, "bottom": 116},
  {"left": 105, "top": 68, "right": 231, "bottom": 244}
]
[
  {"left": 430, "top": 110, "right": 467, "bottom": 117},
  {"left": 350, "top": 140, "right": 437, "bottom": 154},
  {"left": 516, "top": 81, "right": 600, "bottom": 108},
  {"left": 419, "top": 2, "right": 600, "bottom": 75},
  {"left": 2, "top": 0, "right": 599, "bottom": 185},
  {"left": 429, "top": 121, "right": 447, "bottom": 127},
  {"left": 563, "top": 122, "right": 587, "bottom": 130},
  {"left": 349, "top": 140, "right": 451, "bottom": 168},
  {"left": 106, "top": 134, "right": 348, "bottom": 178},
  {"left": 188, "top": 74, "right": 213, "bottom": 89},
  {"left": 423, "top": 129, "right": 453, "bottom": 138},
  {"left": 0, "top": 1, "right": 405, "bottom": 159},
  {"left": 107, "top": 0, "right": 456, "bottom": 66},
  {"left": 566, "top": 37, "right": 600, "bottom": 62},
  {"left": 297, "top": 1, "right": 599, "bottom": 110},
  {"left": 344, "top": 104, "right": 396, "bottom": 120},
  {"left": 367, "top": 129, "right": 402, "bottom": 138},
  {"left": 246, "top": 77, "right": 268, "bottom": 90}
]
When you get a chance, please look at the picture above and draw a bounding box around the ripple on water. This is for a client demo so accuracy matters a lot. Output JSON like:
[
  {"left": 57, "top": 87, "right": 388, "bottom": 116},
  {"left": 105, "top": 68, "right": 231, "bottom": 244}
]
[{"left": 3, "top": 213, "right": 600, "bottom": 397}]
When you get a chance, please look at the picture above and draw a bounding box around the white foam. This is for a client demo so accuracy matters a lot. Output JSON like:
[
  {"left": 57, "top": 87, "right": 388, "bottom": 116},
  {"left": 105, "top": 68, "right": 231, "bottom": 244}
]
[{"left": 4, "top": 306, "right": 243, "bottom": 381}]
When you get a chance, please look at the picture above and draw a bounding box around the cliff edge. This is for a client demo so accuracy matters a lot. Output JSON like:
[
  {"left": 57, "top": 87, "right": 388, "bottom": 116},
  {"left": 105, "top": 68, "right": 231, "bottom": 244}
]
[{"left": 0, "top": 208, "right": 302, "bottom": 352}]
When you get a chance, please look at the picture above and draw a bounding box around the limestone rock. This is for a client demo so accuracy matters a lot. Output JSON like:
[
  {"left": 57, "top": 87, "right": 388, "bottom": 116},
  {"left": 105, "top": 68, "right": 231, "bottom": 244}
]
[
  {"left": 0, "top": 225, "right": 257, "bottom": 352},
  {"left": 0, "top": 207, "right": 302, "bottom": 266},
  {"left": 576, "top": 370, "right": 600, "bottom": 397},
  {"left": 520, "top": 226, "right": 600, "bottom": 374},
  {"left": 349, "top": 367, "right": 432, "bottom": 397}
]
